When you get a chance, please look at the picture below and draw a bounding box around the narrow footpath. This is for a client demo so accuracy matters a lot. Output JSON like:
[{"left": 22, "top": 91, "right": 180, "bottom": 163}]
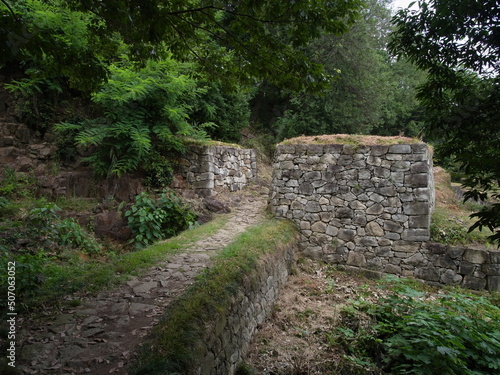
[{"left": 18, "top": 186, "right": 269, "bottom": 375}]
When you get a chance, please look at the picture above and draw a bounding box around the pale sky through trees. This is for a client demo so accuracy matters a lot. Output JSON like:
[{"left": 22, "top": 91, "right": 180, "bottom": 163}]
[{"left": 392, "top": 0, "right": 419, "bottom": 10}]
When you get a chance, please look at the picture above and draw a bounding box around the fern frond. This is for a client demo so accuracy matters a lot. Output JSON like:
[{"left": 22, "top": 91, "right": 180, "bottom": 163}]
[
  {"left": 75, "top": 127, "right": 106, "bottom": 146},
  {"left": 130, "top": 126, "right": 152, "bottom": 155}
]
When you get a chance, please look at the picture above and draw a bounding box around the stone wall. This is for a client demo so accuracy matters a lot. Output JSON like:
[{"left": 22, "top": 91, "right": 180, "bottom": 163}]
[
  {"left": 270, "top": 141, "right": 435, "bottom": 258},
  {"left": 0, "top": 84, "right": 58, "bottom": 174},
  {"left": 269, "top": 138, "right": 500, "bottom": 292},
  {"left": 194, "top": 241, "right": 297, "bottom": 375},
  {"left": 340, "top": 242, "right": 500, "bottom": 292},
  {"left": 177, "top": 145, "right": 257, "bottom": 197}
]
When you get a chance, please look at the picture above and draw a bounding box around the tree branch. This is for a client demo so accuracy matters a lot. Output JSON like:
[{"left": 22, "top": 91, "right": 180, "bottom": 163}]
[{"left": 1, "top": 0, "right": 18, "bottom": 19}]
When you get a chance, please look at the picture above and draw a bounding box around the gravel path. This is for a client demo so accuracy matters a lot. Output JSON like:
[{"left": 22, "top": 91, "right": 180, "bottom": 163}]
[{"left": 18, "top": 187, "right": 268, "bottom": 375}]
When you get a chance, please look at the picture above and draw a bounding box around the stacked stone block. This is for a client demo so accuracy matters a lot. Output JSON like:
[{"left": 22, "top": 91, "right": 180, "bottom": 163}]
[
  {"left": 179, "top": 145, "right": 257, "bottom": 197},
  {"left": 270, "top": 142, "right": 434, "bottom": 259},
  {"left": 194, "top": 241, "right": 297, "bottom": 375},
  {"left": 413, "top": 243, "right": 500, "bottom": 291},
  {"left": 270, "top": 140, "right": 500, "bottom": 291}
]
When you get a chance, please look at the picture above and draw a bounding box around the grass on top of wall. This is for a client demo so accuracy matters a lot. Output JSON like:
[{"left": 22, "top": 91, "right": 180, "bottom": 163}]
[
  {"left": 280, "top": 134, "right": 422, "bottom": 146},
  {"left": 183, "top": 137, "right": 244, "bottom": 149},
  {"left": 131, "top": 218, "right": 298, "bottom": 375}
]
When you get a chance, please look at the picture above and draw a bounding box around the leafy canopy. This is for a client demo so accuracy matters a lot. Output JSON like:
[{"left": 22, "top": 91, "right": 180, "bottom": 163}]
[
  {"left": 58, "top": 0, "right": 363, "bottom": 90},
  {"left": 256, "top": 0, "right": 425, "bottom": 140},
  {"left": 389, "top": 0, "right": 500, "bottom": 245},
  {"left": 1, "top": 0, "right": 118, "bottom": 92}
]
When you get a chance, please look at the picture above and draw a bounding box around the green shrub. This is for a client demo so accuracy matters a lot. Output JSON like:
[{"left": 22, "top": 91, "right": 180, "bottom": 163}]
[
  {"left": 55, "top": 57, "right": 211, "bottom": 177},
  {"left": 334, "top": 278, "right": 500, "bottom": 375},
  {"left": 57, "top": 218, "right": 102, "bottom": 254},
  {"left": 0, "top": 245, "right": 47, "bottom": 311},
  {"left": 0, "top": 167, "right": 37, "bottom": 199},
  {"left": 431, "top": 206, "right": 494, "bottom": 246},
  {"left": 125, "top": 190, "right": 197, "bottom": 248},
  {"left": 144, "top": 154, "right": 174, "bottom": 188}
]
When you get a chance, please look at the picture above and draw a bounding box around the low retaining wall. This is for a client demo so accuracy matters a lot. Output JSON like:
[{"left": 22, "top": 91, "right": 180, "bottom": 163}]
[
  {"left": 194, "top": 241, "right": 297, "bottom": 375},
  {"left": 340, "top": 242, "right": 500, "bottom": 291},
  {"left": 178, "top": 145, "right": 257, "bottom": 197}
]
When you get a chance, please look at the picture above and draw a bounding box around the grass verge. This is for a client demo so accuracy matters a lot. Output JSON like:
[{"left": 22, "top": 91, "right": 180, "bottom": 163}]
[
  {"left": 22, "top": 214, "right": 231, "bottom": 312},
  {"left": 131, "top": 218, "right": 297, "bottom": 375}
]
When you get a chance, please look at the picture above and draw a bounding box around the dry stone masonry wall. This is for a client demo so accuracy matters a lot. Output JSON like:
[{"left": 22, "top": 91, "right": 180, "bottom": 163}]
[
  {"left": 194, "top": 241, "right": 297, "bottom": 375},
  {"left": 178, "top": 145, "right": 257, "bottom": 197},
  {"left": 269, "top": 138, "right": 499, "bottom": 292}
]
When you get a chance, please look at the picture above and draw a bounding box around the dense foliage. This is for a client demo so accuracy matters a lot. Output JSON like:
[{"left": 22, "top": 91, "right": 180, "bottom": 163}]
[
  {"left": 125, "top": 190, "right": 197, "bottom": 249},
  {"left": 54, "top": 57, "right": 212, "bottom": 177},
  {"left": 2, "top": 0, "right": 364, "bottom": 91},
  {"left": 0, "top": 200, "right": 102, "bottom": 308},
  {"left": 1, "top": 0, "right": 116, "bottom": 92},
  {"left": 389, "top": 0, "right": 500, "bottom": 245},
  {"left": 334, "top": 277, "right": 500, "bottom": 374},
  {"left": 253, "top": 0, "right": 426, "bottom": 141}
]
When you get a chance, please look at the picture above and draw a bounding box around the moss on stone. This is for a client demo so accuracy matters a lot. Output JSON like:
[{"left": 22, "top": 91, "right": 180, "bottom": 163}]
[{"left": 280, "top": 134, "right": 422, "bottom": 146}]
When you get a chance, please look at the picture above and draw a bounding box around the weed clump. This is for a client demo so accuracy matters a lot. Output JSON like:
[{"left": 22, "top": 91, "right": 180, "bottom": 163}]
[{"left": 332, "top": 276, "right": 500, "bottom": 374}]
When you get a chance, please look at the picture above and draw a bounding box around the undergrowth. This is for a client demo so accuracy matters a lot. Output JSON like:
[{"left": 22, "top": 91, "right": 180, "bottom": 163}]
[
  {"left": 332, "top": 276, "right": 500, "bottom": 374},
  {"left": 430, "top": 206, "right": 495, "bottom": 247},
  {"left": 131, "top": 218, "right": 297, "bottom": 375},
  {"left": 125, "top": 189, "right": 197, "bottom": 249},
  {"left": 19, "top": 213, "right": 229, "bottom": 313}
]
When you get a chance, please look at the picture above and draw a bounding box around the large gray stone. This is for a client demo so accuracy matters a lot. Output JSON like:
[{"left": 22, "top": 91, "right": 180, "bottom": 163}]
[
  {"left": 482, "top": 264, "right": 500, "bottom": 276},
  {"left": 305, "top": 201, "right": 321, "bottom": 213},
  {"left": 403, "top": 202, "right": 429, "bottom": 215},
  {"left": 411, "top": 161, "right": 429, "bottom": 173},
  {"left": 403, "top": 253, "right": 425, "bottom": 266},
  {"left": 435, "top": 255, "right": 456, "bottom": 269},
  {"left": 311, "top": 222, "right": 327, "bottom": 233},
  {"left": 440, "top": 269, "right": 462, "bottom": 285},
  {"left": 425, "top": 242, "right": 447, "bottom": 254},
  {"left": 347, "top": 252, "right": 367, "bottom": 267},
  {"left": 490, "top": 251, "right": 500, "bottom": 263},
  {"left": 388, "top": 144, "right": 412, "bottom": 154},
  {"left": 406, "top": 173, "right": 429, "bottom": 188},
  {"left": 464, "top": 248, "right": 489, "bottom": 264},
  {"left": 459, "top": 261, "right": 476, "bottom": 275},
  {"left": 415, "top": 266, "right": 440, "bottom": 282},
  {"left": 338, "top": 229, "right": 356, "bottom": 241},
  {"left": 462, "top": 276, "right": 486, "bottom": 290},
  {"left": 336, "top": 207, "right": 353, "bottom": 219},
  {"left": 393, "top": 241, "right": 420, "bottom": 253},
  {"left": 365, "top": 221, "right": 385, "bottom": 237},
  {"left": 299, "top": 182, "right": 314, "bottom": 195},
  {"left": 409, "top": 215, "right": 430, "bottom": 228},
  {"left": 366, "top": 203, "right": 384, "bottom": 215},
  {"left": 370, "top": 145, "right": 389, "bottom": 156},
  {"left": 385, "top": 264, "right": 401, "bottom": 274},
  {"left": 402, "top": 228, "right": 430, "bottom": 241},
  {"left": 384, "top": 220, "right": 404, "bottom": 233},
  {"left": 303, "top": 171, "right": 321, "bottom": 181},
  {"left": 487, "top": 276, "right": 500, "bottom": 292}
]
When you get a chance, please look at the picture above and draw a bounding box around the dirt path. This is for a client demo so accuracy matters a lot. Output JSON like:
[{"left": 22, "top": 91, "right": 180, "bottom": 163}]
[{"left": 18, "top": 186, "right": 269, "bottom": 375}]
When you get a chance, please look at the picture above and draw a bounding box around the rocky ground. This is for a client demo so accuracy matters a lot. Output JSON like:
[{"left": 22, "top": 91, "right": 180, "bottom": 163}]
[{"left": 16, "top": 186, "right": 269, "bottom": 375}]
